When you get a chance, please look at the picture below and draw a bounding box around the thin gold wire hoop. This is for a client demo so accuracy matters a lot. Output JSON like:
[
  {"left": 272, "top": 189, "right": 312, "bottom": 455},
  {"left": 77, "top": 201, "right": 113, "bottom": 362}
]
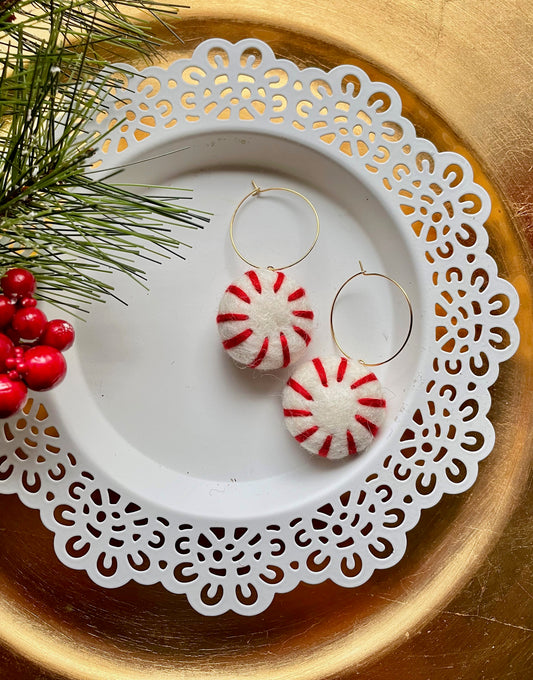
[
  {"left": 229, "top": 180, "right": 320, "bottom": 270},
  {"left": 330, "top": 261, "right": 414, "bottom": 367}
]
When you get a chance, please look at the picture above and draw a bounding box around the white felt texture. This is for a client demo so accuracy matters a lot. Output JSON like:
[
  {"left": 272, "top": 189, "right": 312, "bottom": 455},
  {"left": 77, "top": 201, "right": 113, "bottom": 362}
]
[
  {"left": 282, "top": 356, "right": 386, "bottom": 459},
  {"left": 217, "top": 269, "right": 314, "bottom": 370}
]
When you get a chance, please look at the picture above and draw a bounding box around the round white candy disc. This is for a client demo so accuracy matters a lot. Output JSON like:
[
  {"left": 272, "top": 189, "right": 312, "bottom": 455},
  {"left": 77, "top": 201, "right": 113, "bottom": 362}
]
[
  {"left": 217, "top": 269, "right": 314, "bottom": 370},
  {"left": 282, "top": 355, "right": 386, "bottom": 459}
]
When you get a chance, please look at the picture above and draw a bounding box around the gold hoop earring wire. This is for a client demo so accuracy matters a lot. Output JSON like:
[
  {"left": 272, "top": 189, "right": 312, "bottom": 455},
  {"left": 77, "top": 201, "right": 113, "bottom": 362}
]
[
  {"left": 229, "top": 181, "right": 320, "bottom": 271},
  {"left": 330, "top": 261, "right": 414, "bottom": 367}
]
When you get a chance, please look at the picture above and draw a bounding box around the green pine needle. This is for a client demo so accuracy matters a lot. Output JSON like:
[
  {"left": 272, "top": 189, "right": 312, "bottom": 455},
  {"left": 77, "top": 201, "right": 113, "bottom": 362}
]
[{"left": 0, "top": 1, "right": 206, "bottom": 313}]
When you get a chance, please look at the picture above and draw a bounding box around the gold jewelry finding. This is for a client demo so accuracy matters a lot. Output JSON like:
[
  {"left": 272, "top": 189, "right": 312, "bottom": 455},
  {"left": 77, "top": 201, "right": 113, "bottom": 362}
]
[
  {"left": 229, "top": 180, "right": 320, "bottom": 270},
  {"left": 330, "top": 261, "right": 413, "bottom": 367}
]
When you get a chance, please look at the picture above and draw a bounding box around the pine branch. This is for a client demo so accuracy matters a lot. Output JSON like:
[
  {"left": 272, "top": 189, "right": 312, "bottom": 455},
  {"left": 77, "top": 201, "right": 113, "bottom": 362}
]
[{"left": 0, "top": 1, "right": 205, "bottom": 312}]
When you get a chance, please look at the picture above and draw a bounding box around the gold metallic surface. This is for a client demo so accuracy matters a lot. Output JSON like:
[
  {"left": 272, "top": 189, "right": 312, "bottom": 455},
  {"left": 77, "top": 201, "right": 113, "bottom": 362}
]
[{"left": 0, "top": 1, "right": 531, "bottom": 678}]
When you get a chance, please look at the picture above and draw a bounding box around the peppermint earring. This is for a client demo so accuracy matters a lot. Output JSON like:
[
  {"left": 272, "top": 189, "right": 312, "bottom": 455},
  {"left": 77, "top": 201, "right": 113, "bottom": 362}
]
[
  {"left": 217, "top": 182, "right": 319, "bottom": 370},
  {"left": 282, "top": 262, "right": 413, "bottom": 459}
]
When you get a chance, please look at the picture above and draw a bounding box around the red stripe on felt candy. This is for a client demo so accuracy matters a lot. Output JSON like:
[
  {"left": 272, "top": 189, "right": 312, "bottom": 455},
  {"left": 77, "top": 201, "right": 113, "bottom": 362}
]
[
  {"left": 273, "top": 271, "right": 285, "bottom": 293},
  {"left": 346, "top": 429, "right": 357, "bottom": 455},
  {"left": 312, "top": 357, "right": 328, "bottom": 387},
  {"left": 248, "top": 336, "right": 269, "bottom": 368},
  {"left": 280, "top": 332, "right": 291, "bottom": 367},
  {"left": 337, "top": 357, "right": 348, "bottom": 382},
  {"left": 287, "top": 378, "right": 314, "bottom": 401},
  {"left": 292, "top": 310, "right": 314, "bottom": 319},
  {"left": 283, "top": 409, "right": 313, "bottom": 417},
  {"left": 246, "top": 270, "right": 262, "bottom": 294},
  {"left": 358, "top": 397, "right": 386, "bottom": 408},
  {"left": 288, "top": 287, "right": 305, "bottom": 302},
  {"left": 318, "top": 434, "right": 333, "bottom": 457},
  {"left": 295, "top": 425, "right": 319, "bottom": 442},
  {"left": 355, "top": 414, "right": 379, "bottom": 437},
  {"left": 222, "top": 328, "right": 253, "bottom": 349},
  {"left": 293, "top": 325, "right": 311, "bottom": 346},
  {"left": 227, "top": 285, "right": 250, "bottom": 304},
  {"left": 216, "top": 313, "right": 249, "bottom": 323},
  {"left": 351, "top": 372, "right": 378, "bottom": 390}
]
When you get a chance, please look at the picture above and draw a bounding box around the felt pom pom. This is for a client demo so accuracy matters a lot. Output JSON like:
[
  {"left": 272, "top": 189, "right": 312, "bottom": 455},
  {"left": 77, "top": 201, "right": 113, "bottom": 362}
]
[
  {"left": 217, "top": 269, "right": 314, "bottom": 370},
  {"left": 282, "top": 355, "right": 386, "bottom": 459}
]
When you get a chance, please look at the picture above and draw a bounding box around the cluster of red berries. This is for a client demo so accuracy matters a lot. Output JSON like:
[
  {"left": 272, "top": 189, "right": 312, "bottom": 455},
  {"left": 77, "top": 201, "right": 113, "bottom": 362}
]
[{"left": 0, "top": 268, "right": 75, "bottom": 418}]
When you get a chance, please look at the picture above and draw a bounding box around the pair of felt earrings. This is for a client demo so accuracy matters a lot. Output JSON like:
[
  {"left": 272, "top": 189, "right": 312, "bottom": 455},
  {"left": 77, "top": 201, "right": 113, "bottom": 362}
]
[{"left": 216, "top": 182, "right": 413, "bottom": 460}]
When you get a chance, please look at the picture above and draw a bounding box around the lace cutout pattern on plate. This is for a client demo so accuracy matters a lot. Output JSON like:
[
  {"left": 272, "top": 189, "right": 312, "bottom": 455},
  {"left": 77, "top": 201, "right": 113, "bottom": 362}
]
[{"left": 0, "top": 39, "right": 519, "bottom": 616}]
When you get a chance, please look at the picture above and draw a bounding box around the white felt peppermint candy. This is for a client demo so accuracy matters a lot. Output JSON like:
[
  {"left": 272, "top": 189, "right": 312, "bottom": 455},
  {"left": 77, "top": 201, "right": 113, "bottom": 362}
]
[
  {"left": 282, "top": 356, "right": 386, "bottom": 459},
  {"left": 217, "top": 269, "right": 314, "bottom": 370}
]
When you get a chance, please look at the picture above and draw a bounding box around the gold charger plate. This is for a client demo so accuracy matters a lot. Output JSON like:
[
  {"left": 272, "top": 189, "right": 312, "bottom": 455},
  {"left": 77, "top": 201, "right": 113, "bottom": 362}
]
[{"left": 0, "top": 1, "right": 531, "bottom": 678}]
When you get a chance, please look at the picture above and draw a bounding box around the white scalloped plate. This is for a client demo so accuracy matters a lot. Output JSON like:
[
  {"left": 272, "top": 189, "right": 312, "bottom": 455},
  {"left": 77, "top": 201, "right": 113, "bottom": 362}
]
[{"left": 0, "top": 39, "right": 519, "bottom": 616}]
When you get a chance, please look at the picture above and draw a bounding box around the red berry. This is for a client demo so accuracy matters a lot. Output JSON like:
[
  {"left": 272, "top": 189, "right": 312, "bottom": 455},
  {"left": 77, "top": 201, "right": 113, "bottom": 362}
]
[
  {"left": 40, "top": 319, "right": 75, "bottom": 351},
  {"left": 0, "top": 296, "right": 15, "bottom": 328},
  {"left": 0, "top": 334, "right": 14, "bottom": 372},
  {"left": 20, "top": 296, "right": 37, "bottom": 308},
  {"left": 0, "top": 374, "right": 27, "bottom": 417},
  {"left": 1, "top": 268, "right": 36, "bottom": 299},
  {"left": 22, "top": 345, "right": 66, "bottom": 391},
  {"left": 12, "top": 307, "right": 47, "bottom": 341},
  {"left": 4, "top": 327, "right": 20, "bottom": 345}
]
